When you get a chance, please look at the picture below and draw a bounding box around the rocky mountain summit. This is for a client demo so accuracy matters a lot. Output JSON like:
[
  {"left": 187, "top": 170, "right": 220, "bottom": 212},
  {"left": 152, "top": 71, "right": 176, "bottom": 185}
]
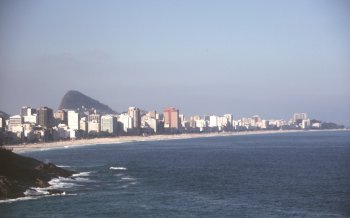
[{"left": 58, "top": 90, "right": 115, "bottom": 114}]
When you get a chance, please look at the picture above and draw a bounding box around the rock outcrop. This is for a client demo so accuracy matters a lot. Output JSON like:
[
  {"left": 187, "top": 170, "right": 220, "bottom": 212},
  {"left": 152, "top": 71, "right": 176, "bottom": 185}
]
[{"left": 0, "top": 148, "right": 75, "bottom": 200}]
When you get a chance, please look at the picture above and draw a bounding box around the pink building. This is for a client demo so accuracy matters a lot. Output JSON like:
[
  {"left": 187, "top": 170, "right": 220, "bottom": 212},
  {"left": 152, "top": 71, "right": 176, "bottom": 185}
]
[{"left": 163, "top": 107, "right": 179, "bottom": 130}]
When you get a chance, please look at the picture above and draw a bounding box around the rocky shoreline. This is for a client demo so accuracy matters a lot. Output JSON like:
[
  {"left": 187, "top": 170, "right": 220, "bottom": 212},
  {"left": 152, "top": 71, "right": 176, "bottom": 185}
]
[{"left": 0, "top": 148, "right": 75, "bottom": 200}]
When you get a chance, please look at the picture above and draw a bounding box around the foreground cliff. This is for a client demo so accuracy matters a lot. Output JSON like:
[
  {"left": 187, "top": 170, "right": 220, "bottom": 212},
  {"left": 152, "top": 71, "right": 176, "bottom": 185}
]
[{"left": 0, "top": 148, "right": 74, "bottom": 200}]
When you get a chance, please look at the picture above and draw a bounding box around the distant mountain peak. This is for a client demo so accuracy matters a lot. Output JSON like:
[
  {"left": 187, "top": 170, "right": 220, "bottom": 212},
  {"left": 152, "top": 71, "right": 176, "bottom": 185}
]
[{"left": 58, "top": 90, "right": 115, "bottom": 114}]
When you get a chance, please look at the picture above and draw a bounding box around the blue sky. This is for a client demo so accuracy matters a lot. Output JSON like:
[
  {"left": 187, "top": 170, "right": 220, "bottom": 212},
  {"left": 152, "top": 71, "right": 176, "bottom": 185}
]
[{"left": 0, "top": 0, "right": 349, "bottom": 125}]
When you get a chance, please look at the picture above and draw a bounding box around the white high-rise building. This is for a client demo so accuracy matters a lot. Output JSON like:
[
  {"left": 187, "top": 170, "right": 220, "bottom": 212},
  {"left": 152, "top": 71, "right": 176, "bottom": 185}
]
[
  {"left": 101, "top": 115, "right": 116, "bottom": 134},
  {"left": 301, "top": 119, "right": 311, "bottom": 129},
  {"left": 80, "top": 117, "right": 88, "bottom": 132},
  {"left": 23, "top": 107, "right": 38, "bottom": 124},
  {"left": 88, "top": 113, "right": 101, "bottom": 133},
  {"left": 143, "top": 117, "right": 158, "bottom": 133},
  {"left": 68, "top": 111, "right": 80, "bottom": 130},
  {"left": 179, "top": 114, "right": 185, "bottom": 128},
  {"left": 8, "top": 115, "right": 23, "bottom": 133},
  {"left": 0, "top": 116, "right": 4, "bottom": 130},
  {"left": 217, "top": 116, "right": 229, "bottom": 130},
  {"left": 195, "top": 119, "right": 207, "bottom": 131},
  {"left": 293, "top": 113, "right": 307, "bottom": 122},
  {"left": 128, "top": 107, "right": 141, "bottom": 130},
  {"left": 118, "top": 114, "right": 133, "bottom": 133},
  {"left": 224, "top": 114, "right": 233, "bottom": 124},
  {"left": 209, "top": 115, "right": 218, "bottom": 127},
  {"left": 23, "top": 114, "right": 37, "bottom": 124}
]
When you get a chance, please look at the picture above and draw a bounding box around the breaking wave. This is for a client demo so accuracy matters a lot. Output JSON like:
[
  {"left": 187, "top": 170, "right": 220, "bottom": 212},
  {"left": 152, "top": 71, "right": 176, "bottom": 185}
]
[
  {"left": 73, "top": 171, "right": 91, "bottom": 177},
  {"left": 49, "top": 177, "right": 78, "bottom": 189},
  {"left": 0, "top": 196, "right": 40, "bottom": 204},
  {"left": 57, "top": 165, "right": 71, "bottom": 168},
  {"left": 109, "top": 166, "right": 127, "bottom": 170},
  {"left": 120, "top": 176, "right": 136, "bottom": 181},
  {"left": 2, "top": 171, "right": 93, "bottom": 203}
]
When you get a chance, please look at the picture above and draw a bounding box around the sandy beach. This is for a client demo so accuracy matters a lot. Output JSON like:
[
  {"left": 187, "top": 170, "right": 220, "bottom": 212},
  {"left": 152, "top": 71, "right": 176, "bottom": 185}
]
[{"left": 6, "top": 129, "right": 346, "bottom": 153}]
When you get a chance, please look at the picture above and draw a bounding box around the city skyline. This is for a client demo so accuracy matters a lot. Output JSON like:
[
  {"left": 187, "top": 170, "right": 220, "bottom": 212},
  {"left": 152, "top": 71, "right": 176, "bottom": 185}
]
[
  {"left": 0, "top": 0, "right": 349, "bottom": 125},
  {"left": 3, "top": 100, "right": 343, "bottom": 145}
]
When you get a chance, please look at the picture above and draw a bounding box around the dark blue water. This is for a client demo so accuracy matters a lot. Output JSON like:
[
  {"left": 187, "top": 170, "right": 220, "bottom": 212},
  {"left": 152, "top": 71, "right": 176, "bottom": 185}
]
[{"left": 1, "top": 131, "right": 350, "bottom": 217}]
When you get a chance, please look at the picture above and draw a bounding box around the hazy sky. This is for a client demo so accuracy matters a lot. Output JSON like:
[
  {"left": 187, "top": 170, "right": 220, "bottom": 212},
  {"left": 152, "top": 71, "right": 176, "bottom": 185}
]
[{"left": 0, "top": 0, "right": 349, "bottom": 125}]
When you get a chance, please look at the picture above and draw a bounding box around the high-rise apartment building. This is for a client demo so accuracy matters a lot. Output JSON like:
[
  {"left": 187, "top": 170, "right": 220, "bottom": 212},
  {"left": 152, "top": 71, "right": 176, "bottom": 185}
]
[
  {"left": 293, "top": 113, "right": 307, "bottom": 123},
  {"left": 101, "top": 115, "right": 117, "bottom": 134},
  {"left": 21, "top": 106, "right": 29, "bottom": 116},
  {"left": 147, "top": 110, "right": 157, "bottom": 119},
  {"left": 21, "top": 106, "right": 36, "bottom": 117},
  {"left": 0, "top": 116, "right": 5, "bottom": 131},
  {"left": 128, "top": 107, "right": 141, "bottom": 131},
  {"left": 68, "top": 111, "right": 80, "bottom": 130},
  {"left": 37, "top": 107, "right": 53, "bottom": 128},
  {"left": 80, "top": 117, "right": 88, "bottom": 132},
  {"left": 54, "top": 110, "right": 68, "bottom": 124},
  {"left": 163, "top": 107, "right": 179, "bottom": 130},
  {"left": 118, "top": 114, "right": 133, "bottom": 133},
  {"left": 8, "top": 115, "right": 23, "bottom": 133},
  {"left": 88, "top": 113, "right": 101, "bottom": 133},
  {"left": 22, "top": 107, "right": 38, "bottom": 124},
  {"left": 209, "top": 115, "right": 218, "bottom": 127}
]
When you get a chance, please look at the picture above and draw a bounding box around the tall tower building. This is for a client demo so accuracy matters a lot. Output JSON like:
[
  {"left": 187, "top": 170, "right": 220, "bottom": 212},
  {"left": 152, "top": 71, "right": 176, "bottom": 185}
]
[
  {"left": 101, "top": 115, "right": 117, "bottom": 134},
  {"left": 0, "top": 116, "right": 5, "bottom": 131},
  {"left": 68, "top": 110, "right": 80, "bottom": 130},
  {"left": 88, "top": 113, "right": 101, "bottom": 133},
  {"left": 293, "top": 113, "right": 307, "bottom": 123},
  {"left": 209, "top": 115, "right": 218, "bottom": 127},
  {"left": 37, "top": 107, "right": 53, "bottom": 128},
  {"left": 128, "top": 107, "right": 141, "bottom": 133},
  {"left": 21, "top": 106, "right": 29, "bottom": 116},
  {"left": 163, "top": 107, "right": 179, "bottom": 130}
]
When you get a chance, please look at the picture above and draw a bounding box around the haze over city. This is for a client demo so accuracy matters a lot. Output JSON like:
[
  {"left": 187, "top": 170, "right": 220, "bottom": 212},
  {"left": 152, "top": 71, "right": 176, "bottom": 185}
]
[{"left": 0, "top": 0, "right": 349, "bottom": 125}]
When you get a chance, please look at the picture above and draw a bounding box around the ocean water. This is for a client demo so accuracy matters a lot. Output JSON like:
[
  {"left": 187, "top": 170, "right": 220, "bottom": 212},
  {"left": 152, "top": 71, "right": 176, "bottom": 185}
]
[{"left": 1, "top": 131, "right": 350, "bottom": 217}]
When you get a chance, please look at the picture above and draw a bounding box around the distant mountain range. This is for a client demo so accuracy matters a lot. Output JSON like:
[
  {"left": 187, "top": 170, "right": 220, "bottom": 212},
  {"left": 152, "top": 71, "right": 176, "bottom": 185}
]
[{"left": 58, "top": 90, "right": 116, "bottom": 114}]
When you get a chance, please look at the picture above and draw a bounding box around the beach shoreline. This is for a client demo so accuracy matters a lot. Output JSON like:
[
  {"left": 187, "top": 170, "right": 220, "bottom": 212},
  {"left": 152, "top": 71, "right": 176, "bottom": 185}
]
[{"left": 6, "top": 129, "right": 348, "bottom": 153}]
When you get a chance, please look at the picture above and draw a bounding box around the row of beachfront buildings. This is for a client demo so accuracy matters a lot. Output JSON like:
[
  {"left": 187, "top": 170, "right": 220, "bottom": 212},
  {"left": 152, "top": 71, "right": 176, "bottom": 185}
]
[{"left": 0, "top": 106, "right": 317, "bottom": 143}]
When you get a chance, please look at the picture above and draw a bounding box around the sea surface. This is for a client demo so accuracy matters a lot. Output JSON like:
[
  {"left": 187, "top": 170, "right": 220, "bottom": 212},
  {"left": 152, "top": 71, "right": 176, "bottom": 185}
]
[{"left": 1, "top": 131, "right": 350, "bottom": 217}]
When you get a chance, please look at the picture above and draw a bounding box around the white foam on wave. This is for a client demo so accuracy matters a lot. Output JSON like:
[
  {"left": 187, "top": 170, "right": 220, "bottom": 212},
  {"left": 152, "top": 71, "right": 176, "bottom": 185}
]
[
  {"left": 40, "top": 148, "right": 51, "bottom": 151},
  {"left": 1, "top": 172, "right": 90, "bottom": 203},
  {"left": 120, "top": 177, "right": 136, "bottom": 181},
  {"left": 109, "top": 166, "right": 127, "bottom": 170},
  {"left": 52, "top": 192, "right": 77, "bottom": 197},
  {"left": 72, "top": 171, "right": 91, "bottom": 177},
  {"left": 49, "top": 177, "right": 77, "bottom": 189},
  {"left": 51, "top": 172, "right": 93, "bottom": 187},
  {"left": 57, "top": 165, "right": 71, "bottom": 168},
  {"left": 0, "top": 196, "right": 39, "bottom": 204},
  {"left": 24, "top": 187, "right": 50, "bottom": 196},
  {"left": 73, "top": 177, "right": 91, "bottom": 182}
]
